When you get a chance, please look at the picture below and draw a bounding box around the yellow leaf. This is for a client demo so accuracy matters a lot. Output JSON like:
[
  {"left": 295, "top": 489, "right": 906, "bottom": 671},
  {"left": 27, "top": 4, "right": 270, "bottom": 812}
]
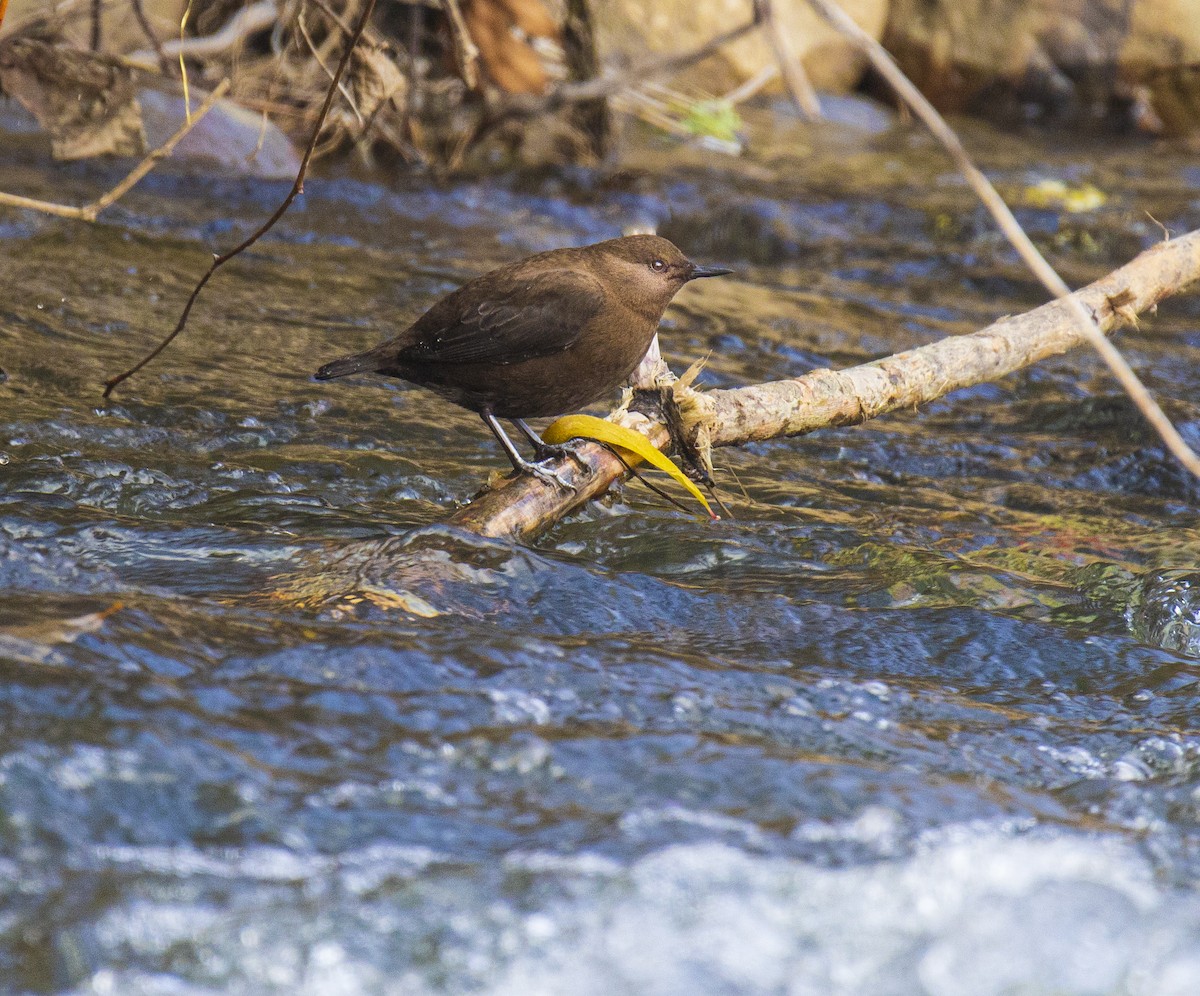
[
  {"left": 1022, "top": 179, "right": 1107, "bottom": 213},
  {"left": 542, "top": 414, "right": 717, "bottom": 519}
]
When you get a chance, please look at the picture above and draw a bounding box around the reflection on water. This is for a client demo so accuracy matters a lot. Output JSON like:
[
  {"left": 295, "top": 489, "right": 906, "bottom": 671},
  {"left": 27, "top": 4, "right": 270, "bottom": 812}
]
[{"left": 3, "top": 99, "right": 1200, "bottom": 992}]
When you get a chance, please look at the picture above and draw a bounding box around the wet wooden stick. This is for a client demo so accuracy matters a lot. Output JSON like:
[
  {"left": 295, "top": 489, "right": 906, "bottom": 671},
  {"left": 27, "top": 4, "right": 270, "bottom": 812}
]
[{"left": 449, "top": 228, "right": 1200, "bottom": 539}]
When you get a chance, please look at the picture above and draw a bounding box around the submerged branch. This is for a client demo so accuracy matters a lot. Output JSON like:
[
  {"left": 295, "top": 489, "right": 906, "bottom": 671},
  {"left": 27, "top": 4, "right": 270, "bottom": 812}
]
[{"left": 448, "top": 228, "right": 1200, "bottom": 540}]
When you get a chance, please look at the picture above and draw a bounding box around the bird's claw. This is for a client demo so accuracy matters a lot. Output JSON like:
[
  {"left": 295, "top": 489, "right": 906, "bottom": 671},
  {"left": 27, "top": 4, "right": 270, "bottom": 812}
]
[
  {"left": 523, "top": 456, "right": 577, "bottom": 492},
  {"left": 534, "top": 439, "right": 591, "bottom": 474}
]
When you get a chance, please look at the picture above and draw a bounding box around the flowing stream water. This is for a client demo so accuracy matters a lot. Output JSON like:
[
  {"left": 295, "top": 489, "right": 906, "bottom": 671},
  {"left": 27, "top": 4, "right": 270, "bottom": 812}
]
[{"left": 3, "top": 96, "right": 1200, "bottom": 993}]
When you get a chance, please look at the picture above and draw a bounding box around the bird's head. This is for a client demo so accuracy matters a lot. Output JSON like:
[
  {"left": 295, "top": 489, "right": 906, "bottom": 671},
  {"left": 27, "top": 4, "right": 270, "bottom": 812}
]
[{"left": 592, "top": 235, "right": 731, "bottom": 317}]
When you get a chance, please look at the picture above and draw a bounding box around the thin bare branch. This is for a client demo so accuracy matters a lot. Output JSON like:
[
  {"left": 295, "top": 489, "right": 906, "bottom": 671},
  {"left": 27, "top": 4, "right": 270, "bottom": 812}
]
[
  {"left": 0, "top": 79, "right": 231, "bottom": 222},
  {"left": 90, "top": 0, "right": 102, "bottom": 51},
  {"left": 130, "top": 0, "right": 171, "bottom": 74},
  {"left": 804, "top": 0, "right": 1200, "bottom": 479},
  {"left": 722, "top": 63, "right": 780, "bottom": 106},
  {"left": 442, "top": 0, "right": 480, "bottom": 91},
  {"left": 471, "top": 13, "right": 762, "bottom": 151},
  {"left": 297, "top": 8, "right": 363, "bottom": 127},
  {"left": 755, "top": 0, "right": 821, "bottom": 119},
  {"left": 102, "top": 0, "right": 380, "bottom": 398},
  {"left": 124, "top": 0, "right": 277, "bottom": 71},
  {"left": 306, "top": 0, "right": 355, "bottom": 37}
]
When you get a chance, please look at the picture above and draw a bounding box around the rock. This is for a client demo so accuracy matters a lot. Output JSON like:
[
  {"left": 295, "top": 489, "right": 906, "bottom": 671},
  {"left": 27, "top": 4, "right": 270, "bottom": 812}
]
[
  {"left": 883, "top": 0, "right": 1200, "bottom": 134},
  {"left": 592, "top": 0, "right": 890, "bottom": 97},
  {"left": 138, "top": 87, "right": 301, "bottom": 179}
]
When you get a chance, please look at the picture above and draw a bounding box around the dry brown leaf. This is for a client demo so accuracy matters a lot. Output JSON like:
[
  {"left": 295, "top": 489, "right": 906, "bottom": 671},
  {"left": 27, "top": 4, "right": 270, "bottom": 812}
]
[
  {"left": 349, "top": 43, "right": 408, "bottom": 125},
  {"left": 0, "top": 35, "right": 146, "bottom": 159},
  {"left": 461, "top": 0, "right": 560, "bottom": 96}
]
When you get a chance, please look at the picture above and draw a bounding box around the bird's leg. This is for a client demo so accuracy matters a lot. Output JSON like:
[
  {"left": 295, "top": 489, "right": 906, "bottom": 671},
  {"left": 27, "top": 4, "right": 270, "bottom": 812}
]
[
  {"left": 480, "top": 411, "right": 576, "bottom": 491},
  {"left": 512, "top": 418, "right": 591, "bottom": 473},
  {"left": 512, "top": 417, "right": 547, "bottom": 453}
]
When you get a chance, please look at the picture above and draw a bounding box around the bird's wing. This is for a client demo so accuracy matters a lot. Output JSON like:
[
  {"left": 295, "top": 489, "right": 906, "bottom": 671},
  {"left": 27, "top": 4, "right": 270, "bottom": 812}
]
[{"left": 398, "top": 267, "right": 607, "bottom": 366}]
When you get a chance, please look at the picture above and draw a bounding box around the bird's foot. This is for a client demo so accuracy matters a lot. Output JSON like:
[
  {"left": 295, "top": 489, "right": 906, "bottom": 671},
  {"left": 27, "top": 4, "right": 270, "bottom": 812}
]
[
  {"left": 514, "top": 453, "right": 578, "bottom": 492},
  {"left": 533, "top": 438, "right": 592, "bottom": 474}
]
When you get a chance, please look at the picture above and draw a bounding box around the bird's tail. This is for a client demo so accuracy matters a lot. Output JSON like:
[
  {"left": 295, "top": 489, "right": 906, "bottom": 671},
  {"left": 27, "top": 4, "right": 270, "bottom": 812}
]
[{"left": 314, "top": 350, "right": 381, "bottom": 381}]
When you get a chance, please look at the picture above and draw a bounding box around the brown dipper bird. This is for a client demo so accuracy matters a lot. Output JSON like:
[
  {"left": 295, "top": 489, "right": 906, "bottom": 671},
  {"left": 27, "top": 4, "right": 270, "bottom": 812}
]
[{"left": 315, "top": 235, "right": 730, "bottom": 487}]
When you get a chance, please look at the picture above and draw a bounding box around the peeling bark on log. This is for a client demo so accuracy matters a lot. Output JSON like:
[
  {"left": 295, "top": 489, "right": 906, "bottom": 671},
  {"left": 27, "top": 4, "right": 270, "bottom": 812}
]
[{"left": 448, "top": 229, "right": 1200, "bottom": 540}]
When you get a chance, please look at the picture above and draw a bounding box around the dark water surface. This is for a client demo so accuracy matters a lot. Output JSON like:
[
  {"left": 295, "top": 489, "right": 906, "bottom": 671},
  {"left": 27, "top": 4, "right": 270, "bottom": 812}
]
[{"left": 3, "top": 99, "right": 1200, "bottom": 993}]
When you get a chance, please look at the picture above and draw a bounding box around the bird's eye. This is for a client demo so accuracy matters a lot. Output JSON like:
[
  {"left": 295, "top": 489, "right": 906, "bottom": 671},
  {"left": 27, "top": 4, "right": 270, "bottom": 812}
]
[{"left": 651, "top": 259, "right": 666, "bottom": 272}]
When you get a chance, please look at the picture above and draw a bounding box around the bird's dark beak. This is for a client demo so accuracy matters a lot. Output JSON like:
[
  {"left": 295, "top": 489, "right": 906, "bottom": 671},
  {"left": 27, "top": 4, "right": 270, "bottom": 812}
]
[{"left": 687, "top": 262, "right": 732, "bottom": 280}]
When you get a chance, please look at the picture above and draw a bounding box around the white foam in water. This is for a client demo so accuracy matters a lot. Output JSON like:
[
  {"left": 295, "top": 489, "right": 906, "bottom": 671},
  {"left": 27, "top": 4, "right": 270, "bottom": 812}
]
[
  {"left": 70, "top": 826, "right": 1200, "bottom": 995},
  {"left": 487, "top": 829, "right": 1199, "bottom": 996}
]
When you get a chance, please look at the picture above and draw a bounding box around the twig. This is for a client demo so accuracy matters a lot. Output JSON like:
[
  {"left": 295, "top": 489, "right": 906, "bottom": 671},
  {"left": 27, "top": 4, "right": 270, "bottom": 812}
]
[
  {"left": 442, "top": 0, "right": 480, "bottom": 91},
  {"left": 130, "top": 0, "right": 171, "bottom": 74},
  {"left": 517, "top": 15, "right": 760, "bottom": 113},
  {"left": 0, "top": 79, "right": 231, "bottom": 222},
  {"left": 754, "top": 0, "right": 821, "bottom": 119},
  {"left": 90, "top": 0, "right": 102, "bottom": 50},
  {"left": 297, "top": 8, "right": 363, "bottom": 127},
  {"left": 178, "top": 0, "right": 193, "bottom": 120},
  {"left": 804, "top": 0, "right": 1200, "bottom": 479},
  {"left": 444, "top": 229, "right": 1200, "bottom": 539},
  {"left": 561, "top": 0, "right": 608, "bottom": 157},
  {"left": 722, "top": 63, "right": 780, "bottom": 106},
  {"left": 102, "top": 0, "right": 379, "bottom": 398},
  {"left": 469, "top": 14, "right": 762, "bottom": 152},
  {"left": 408, "top": 3, "right": 421, "bottom": 64},
  {"left": 125, "top": 0, "right": 277, "bottom": 71},
  {"left": 306, "top": 0, "right": 355, "bottom": 37},
  {"left": 603, "top": 444, "right": 698, "bottom": 517}
]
